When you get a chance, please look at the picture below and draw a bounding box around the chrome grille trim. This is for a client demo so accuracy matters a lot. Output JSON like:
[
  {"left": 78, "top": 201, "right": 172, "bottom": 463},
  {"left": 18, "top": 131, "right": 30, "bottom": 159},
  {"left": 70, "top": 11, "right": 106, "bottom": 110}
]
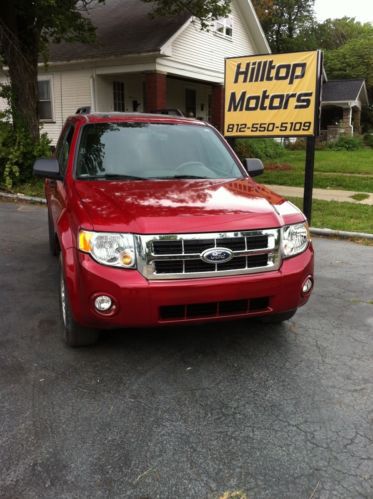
[{"left": 135, "top": 229, "right": 281, "bottom": 280}]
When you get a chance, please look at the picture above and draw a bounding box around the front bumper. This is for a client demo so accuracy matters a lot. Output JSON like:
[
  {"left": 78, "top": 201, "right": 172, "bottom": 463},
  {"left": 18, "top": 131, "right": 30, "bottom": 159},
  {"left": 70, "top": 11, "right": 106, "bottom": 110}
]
[{"left": 65, "top": 245, "right": 314, "bottom": 329}]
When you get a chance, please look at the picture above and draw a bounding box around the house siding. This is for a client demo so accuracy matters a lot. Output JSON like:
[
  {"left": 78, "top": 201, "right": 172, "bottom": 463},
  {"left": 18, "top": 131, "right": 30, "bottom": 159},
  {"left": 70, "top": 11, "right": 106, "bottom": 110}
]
[
  {"left": 96, "top": 73, "right": 146, "bottom": 113},
  {"left": 166, "top": 1, "right": 255, "bottom": 81},
  {"left": 39, "top": 69, "right": 92, "bottom": 144}
]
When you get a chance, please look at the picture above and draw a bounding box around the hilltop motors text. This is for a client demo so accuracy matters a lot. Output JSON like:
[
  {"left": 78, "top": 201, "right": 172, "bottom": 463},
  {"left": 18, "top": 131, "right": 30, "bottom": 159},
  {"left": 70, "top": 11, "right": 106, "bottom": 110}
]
[{"left": 227, "top": 59, "right": 312, "bottom": 112}]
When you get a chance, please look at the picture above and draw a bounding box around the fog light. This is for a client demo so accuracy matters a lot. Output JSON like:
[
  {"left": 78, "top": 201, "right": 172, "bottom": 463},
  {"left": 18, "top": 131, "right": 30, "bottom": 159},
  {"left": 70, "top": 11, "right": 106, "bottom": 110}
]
[
  {"left": 302, "top": 277, "right": 313, "bottom": 294},
  {"left": 94, "top": 295, "right": 113, "bottom": 312}
]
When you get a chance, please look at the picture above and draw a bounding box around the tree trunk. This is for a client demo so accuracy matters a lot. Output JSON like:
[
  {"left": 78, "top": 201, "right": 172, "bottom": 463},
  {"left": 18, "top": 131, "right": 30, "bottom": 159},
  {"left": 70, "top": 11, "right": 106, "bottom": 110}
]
[
  {"left": 7, "top": 50, "right": 39, "bottom": 141},
  {"left": 0, "top": 3, "right": 40, "bottom": 141}
]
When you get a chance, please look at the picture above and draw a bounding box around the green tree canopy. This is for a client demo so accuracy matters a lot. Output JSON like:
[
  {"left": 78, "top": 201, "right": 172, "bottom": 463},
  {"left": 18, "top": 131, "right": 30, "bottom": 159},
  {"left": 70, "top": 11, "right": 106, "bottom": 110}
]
[
  {"left": 315, "top": 18, "right": 373, "bottom": 103},
  {"left": 251, "top": 0, "right": 316, "bottom": 53},
  {"left": 324, "top": 35, "right": 373, "bottom": 97},
  {"left": 315, "top": 17, "right": 373, "bottom": 50}
]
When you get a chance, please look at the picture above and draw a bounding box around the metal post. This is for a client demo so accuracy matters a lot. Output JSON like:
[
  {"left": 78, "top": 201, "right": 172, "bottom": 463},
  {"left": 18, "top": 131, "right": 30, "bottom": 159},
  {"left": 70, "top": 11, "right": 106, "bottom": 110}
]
[
  {"left": 303, "top": 135, "right": 316, "bottom": 224},
  {"left": 226, "top": 137, "right": 236, "bottom": 149}
]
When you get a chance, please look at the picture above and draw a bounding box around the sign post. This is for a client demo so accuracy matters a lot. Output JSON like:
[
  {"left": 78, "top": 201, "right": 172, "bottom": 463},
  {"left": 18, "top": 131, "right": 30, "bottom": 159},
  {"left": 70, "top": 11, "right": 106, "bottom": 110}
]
[
  {"left": 224, "top": 50, "right": 323, "bottom": 224},
  {"left": 303, "top": 135, "right": 316, "bottom": 223}
]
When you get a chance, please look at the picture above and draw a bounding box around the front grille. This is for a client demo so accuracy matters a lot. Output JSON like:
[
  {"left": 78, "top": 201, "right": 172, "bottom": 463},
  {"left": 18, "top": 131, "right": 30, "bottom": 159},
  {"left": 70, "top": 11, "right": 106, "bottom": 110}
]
[
  {"left": 154, "top": 255, "right": 269, "bottom": 275},
  {"left": 159, "top": 297, "right": 270, "bottom": 320},
  {"left": 152, "top": 240, "right": 182, "bottom": 255},
  {"left": 153, "top": 235, "right": 267, "bottom": 255},
  {"left": 184, "top": 239, "right": 214, "bottom": 254},
  {"left": 136, "top": 229, "right": 281, "bottom": 280}
]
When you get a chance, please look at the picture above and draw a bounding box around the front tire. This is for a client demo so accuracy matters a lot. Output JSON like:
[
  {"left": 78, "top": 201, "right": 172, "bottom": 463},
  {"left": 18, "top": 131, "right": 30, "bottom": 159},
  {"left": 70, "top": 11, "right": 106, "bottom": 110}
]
[
  {"left": 48, "top": 211, "right": 59, "bottom": 257},
  {"left": 59, "top": 256, "right": 99, "bottom": 347}
]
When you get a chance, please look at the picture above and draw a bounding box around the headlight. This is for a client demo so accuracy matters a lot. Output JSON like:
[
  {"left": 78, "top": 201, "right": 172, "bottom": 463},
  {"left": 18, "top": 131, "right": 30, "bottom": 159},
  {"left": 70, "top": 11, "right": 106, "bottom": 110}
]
[
  {"left": 78, "top": 230, "right": 136, "bottom": 268},
  {"left": 281, "top": 223, "right": 310, "bottom": 257}
]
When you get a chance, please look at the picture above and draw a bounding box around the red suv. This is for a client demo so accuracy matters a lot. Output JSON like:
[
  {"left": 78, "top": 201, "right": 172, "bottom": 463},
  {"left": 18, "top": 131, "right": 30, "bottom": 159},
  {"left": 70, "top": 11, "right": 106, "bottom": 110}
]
[{"left": 34, "top": 113, "right": 314, "bottom": 347}]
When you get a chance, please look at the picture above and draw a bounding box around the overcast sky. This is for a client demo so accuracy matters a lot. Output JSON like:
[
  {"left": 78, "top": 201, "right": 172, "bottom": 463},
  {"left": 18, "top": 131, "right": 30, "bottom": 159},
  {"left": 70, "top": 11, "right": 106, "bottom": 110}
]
[{"left": 314, "top": 0, "right": 373, "bottom": 23}]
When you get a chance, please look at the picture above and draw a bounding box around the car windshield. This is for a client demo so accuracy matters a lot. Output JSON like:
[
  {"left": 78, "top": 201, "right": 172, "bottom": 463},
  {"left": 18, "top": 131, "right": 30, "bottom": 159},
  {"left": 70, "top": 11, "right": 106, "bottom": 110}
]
[{"left": 76, "top": 122, "right": 244, "bottom": 180}]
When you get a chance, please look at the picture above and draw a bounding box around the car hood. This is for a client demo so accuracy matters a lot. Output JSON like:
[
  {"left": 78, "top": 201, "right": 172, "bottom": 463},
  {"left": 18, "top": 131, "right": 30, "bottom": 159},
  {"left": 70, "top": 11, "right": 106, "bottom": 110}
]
[{"left": 74, "top": 178, "right": 305, "bottom": 234}]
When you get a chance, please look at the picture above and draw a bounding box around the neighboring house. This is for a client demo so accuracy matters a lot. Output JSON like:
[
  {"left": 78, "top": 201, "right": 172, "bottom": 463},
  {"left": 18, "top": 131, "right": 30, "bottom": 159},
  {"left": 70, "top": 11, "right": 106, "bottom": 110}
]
[
  {"left": 0, "top": 0, "right": 270, "bottom": 144},
  {"left": 320, "top": 79, "right": 369, "bottom": 141}
]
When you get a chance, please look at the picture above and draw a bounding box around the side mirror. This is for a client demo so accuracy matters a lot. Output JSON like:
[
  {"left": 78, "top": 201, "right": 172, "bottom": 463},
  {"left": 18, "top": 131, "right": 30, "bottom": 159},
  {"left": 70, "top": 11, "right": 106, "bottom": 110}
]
[
  {"left": 33, "top": 158, "right": 62, "bottom": 180},
  {"left": 243, "top": 158, "right": 264, "bottom": 177}
]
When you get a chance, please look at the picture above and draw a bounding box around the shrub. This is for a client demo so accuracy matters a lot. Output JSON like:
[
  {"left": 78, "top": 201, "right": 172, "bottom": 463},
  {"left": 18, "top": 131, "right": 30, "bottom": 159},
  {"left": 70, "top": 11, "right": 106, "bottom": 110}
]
[
  {"left": 234, "top": 138, "right": 284, "bottom": 161},
  {"left": 0, "top": 84, "right": 51, "bottom": 190},
  {"left": 363, "top": 132, "right": 373, "bottom": 148},
  {"left": 0, "top": 119, "right": 51, "bottom": 189},
  {"left": 327, "top": 135, "right": 364, "bottom": 151},
  {"left": 285, "top": 138, "right": 306, "bottom": 150}
]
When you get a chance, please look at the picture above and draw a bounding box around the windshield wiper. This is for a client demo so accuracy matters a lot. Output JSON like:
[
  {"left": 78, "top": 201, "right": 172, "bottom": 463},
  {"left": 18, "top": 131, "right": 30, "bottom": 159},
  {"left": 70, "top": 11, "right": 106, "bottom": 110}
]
[
  {"left": 81, "top": 174, "right": 147, "bottom": 181},
  {"left": 159, "top": 175, "right": 211, "bottom": 180}
]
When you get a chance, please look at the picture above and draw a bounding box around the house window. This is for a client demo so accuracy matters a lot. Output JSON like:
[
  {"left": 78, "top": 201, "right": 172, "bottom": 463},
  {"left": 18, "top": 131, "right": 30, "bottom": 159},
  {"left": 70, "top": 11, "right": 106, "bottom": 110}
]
[
  {"left": 38, "top": 79, "right": 53, "bottom": 121},
  {"left": 214, "top": 15, "right": 233, "bottom": 38},
  {"left": 113, "top": 81, "right": 125, "bottom": 112}
]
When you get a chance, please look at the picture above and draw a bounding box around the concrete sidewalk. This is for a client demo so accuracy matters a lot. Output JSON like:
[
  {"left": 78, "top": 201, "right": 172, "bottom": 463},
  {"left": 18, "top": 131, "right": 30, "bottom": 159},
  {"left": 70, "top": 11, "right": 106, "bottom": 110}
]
[{"left": 264, "top": 184, "right": 373, "bottom": 205}]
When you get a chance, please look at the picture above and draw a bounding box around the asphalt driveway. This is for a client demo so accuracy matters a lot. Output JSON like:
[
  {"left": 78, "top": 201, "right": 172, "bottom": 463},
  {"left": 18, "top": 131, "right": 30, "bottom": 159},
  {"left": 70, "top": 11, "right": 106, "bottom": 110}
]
[{"left": 0, "top": 201, "right": 372, "bottom": 499}]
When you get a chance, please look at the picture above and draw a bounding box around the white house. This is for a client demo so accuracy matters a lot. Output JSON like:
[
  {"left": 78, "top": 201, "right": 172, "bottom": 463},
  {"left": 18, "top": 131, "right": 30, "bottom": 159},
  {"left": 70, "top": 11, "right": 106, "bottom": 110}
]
[{"left": 0, "top": 0, "right": 270, "bottom": 144}]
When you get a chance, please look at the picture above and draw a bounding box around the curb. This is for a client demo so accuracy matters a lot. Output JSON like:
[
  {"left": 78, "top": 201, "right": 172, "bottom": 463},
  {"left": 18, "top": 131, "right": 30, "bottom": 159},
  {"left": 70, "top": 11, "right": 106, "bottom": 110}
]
[
  {"left": 1, "top": 190, "right": 372, "bottom": 240},
  {"left": 0, "top": 191, "right": 46, "bottom": 205},
  {"left": 310, "top": 227, "right": 373, "bottom": 241}
]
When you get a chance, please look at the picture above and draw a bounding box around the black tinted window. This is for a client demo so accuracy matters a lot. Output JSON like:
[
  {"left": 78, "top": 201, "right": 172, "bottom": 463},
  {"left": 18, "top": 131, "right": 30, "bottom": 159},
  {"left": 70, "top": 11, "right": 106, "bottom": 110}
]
[
  {"left": 76, "top": 123, "right": 243, "bottom": 180},
  {"left": 58, "top": 126, "right": 74, "bottom": 175}
]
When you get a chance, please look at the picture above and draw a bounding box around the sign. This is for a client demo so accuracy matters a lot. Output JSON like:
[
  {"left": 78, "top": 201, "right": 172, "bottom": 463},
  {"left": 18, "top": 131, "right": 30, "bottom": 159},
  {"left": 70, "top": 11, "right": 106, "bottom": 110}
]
[{"left": 224, "top": 51, "right": 322, "bottom": 137}]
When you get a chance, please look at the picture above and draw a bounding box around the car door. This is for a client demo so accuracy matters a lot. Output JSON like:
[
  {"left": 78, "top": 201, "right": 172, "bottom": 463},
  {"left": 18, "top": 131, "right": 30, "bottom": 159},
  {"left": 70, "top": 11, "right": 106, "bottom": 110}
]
[{"left": 47, "top": 124, "right": 75, "bottom": 228}]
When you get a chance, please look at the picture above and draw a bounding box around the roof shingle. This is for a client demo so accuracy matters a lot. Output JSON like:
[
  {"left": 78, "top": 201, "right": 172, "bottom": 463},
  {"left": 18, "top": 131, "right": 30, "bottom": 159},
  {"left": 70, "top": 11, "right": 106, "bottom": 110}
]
[
  {"left": 48, "top": 0, "right": 190, "bottom": 63},
  {"left": 322, "top": 79, "right": 365, "bottom": 102}
]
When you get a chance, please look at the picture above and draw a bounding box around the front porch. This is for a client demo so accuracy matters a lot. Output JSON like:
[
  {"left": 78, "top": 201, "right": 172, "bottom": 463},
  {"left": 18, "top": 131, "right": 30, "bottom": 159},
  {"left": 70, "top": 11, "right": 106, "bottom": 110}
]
[
  {"left": 92, "top": 71, "right": 224, "bottom": 130},
  {"left": 320, "top": 103, "right": 362, "bottom": 142}
]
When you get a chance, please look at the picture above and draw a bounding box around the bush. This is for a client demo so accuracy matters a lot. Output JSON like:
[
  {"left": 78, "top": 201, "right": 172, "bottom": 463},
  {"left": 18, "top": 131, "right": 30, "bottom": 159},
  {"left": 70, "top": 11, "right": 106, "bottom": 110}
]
[
  {"left": 327, "top": 135, "right": 364, "bottom": 151},
  {"left": 363, "top": 133, "right": 373, "bottom": 148},
  {"left": 285, "top": 138, "right": 307, "bottom": 150},
  {"left": 0, "top": 119, "right": 51, "bottom": 189},
  {"left": 234, "top": 138, "right": 284, "bottom": 161},
  {"left": 361, "top": 107, "right": 373, "bottom": 134}
]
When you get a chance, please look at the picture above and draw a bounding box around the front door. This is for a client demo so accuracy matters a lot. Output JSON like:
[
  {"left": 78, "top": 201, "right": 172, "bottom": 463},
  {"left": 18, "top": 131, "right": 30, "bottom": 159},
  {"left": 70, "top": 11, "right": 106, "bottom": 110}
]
[{"left": 185, "top": 89, "right": 196, "bottom": 118}]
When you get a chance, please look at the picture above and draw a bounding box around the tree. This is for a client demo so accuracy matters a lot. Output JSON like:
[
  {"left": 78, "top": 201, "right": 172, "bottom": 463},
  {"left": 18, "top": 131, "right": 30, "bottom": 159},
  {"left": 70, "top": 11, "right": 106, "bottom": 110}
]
[
  {"left": 314, "top": 17, "right": 373, "bottom": 50},
  {"left": 251, "top": 0, "right": 316, "bottom": 53},
  {"left": 0, "top": 0, "right": 230, "bottom": 141},
  {"left": 324, "top": 35, "right": 373, "bottom": 98}
]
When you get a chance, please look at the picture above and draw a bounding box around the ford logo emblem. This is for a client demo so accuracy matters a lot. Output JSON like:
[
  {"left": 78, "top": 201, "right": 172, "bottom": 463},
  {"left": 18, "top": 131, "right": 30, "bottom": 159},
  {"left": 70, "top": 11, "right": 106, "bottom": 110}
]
[{"left": 201, "top": 247, "right": 233, "bottom": 264}]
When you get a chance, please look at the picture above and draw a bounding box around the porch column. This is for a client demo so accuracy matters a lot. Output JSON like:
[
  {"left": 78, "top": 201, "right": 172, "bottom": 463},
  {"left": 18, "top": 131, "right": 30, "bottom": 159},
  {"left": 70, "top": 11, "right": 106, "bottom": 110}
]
[
  {"left": 211, "top": 84, "right": 224, "bottom": 133},
  {"left": 144, "top": 72, "right": 167, "bottom": 112},
  {"left": 342, "top": 107, "right": 353, "bottom": 135}
]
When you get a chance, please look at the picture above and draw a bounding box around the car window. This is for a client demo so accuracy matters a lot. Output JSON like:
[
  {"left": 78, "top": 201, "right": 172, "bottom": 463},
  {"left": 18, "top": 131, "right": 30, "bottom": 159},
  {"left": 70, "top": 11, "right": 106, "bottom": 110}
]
[
  {"left": 58, "top": 126, "right": 74, "bottom": 176},
  {"left": 76, "top": 122, "right": 243, "bottom": 180}
]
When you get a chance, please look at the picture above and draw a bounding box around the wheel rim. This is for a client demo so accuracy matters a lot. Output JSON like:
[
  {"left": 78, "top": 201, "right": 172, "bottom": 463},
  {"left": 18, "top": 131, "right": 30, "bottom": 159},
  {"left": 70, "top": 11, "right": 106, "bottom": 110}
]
[{"left": 60, "top": 272, "right": 67, "bottom": 326}]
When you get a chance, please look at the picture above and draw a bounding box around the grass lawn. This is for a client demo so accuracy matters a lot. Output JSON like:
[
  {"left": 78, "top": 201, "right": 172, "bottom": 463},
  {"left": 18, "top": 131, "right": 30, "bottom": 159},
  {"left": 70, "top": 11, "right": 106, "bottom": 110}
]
[
  {"left": 288, "top": 197, "right": 373, "bottom": 234},
  {"left": 261, "top": 149, "right": 373, "bottom": 193}
]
